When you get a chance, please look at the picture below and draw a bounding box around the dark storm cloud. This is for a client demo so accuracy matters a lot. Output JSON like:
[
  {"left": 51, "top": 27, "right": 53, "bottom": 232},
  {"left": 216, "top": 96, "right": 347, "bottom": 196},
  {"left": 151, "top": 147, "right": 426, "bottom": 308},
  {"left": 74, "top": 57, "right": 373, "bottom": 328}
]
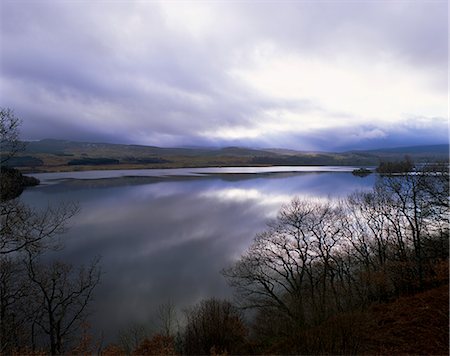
[
  {"left": 295, "top": 118, "right": 449, "bottom": 151},
  {"left": 194, "top": 117, "right": 448, "bottom": 152},
  {"left": 0, "top": 1, "right": 447, "bottom": 149}
]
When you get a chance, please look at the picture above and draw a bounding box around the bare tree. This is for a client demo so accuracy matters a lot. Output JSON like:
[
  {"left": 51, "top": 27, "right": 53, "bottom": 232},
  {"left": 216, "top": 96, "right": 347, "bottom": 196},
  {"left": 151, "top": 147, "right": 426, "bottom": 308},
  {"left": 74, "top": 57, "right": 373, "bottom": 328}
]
[
  {"left": 0, "top": 200, "right": 80, "bottom": 354},
  {"left": 224, "top": 198, "right": 346, "bottom": 326},
  {"left": 418, "top": 163, "right": 449, "bottom": 259},
  {"left": 157, "top": 300, "right": 177, "bottom": 338},
  {"left": 24, "top": 254, "right": 101, "bottom": 355},
  {"left": 0, "top": 200, "right": 79, "bottom": 256},
  {"left": 0, "top": 257, "right": 32, "bottom": 353},
  {"left": 0, "top": 108, "right": 25, "bottom": 165},
  {"left": 183, "top": 298, "right": 247, "bottom": 355},
  {"left": 117, "top": 323, "right": 148, "bottom": 355},
  {"left": 375, "top": 170, "right": 443, "bottom": 288}
]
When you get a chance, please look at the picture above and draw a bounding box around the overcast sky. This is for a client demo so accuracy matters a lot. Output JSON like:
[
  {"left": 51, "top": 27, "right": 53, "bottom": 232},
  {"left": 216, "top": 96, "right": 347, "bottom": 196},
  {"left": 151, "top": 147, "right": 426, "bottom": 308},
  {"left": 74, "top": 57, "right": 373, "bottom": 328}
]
[{"left": 0, "top": 1, "right": 448, "bottom": 151}]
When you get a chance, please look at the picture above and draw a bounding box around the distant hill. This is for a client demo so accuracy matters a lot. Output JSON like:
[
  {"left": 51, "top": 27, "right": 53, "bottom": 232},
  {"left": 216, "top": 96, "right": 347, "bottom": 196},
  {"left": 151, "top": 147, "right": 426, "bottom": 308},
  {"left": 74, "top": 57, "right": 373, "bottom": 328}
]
[
  {"left": 4, "top": 139, "right": 447, "bottom": 172},
  {"left": 24, "top": 139, "right": 278, "bottom": 157},
  {"left": 351, "top": 144, "right": 449, "bottom": 161},
  {"left": 362, "top": 144, "right": 449, "bottom": 154}
]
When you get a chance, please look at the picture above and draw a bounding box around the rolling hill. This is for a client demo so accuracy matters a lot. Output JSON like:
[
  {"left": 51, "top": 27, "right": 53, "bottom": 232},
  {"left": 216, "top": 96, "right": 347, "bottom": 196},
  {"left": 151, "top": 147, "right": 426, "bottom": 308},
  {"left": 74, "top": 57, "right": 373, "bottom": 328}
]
[{"left": 4, "top": 139, "right": 448, "bottom": 172}]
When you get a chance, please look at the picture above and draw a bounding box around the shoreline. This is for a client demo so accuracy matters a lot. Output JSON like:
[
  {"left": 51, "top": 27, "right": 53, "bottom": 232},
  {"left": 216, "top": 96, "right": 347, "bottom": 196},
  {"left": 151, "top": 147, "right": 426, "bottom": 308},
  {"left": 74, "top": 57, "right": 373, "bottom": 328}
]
[{"left": 20, "top": 163, "right": 375, "bottom": 174}]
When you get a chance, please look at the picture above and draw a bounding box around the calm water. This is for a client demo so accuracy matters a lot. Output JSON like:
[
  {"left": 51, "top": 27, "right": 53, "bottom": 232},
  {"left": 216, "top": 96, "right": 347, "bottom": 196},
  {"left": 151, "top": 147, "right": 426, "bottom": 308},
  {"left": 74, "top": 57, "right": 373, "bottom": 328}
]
[{"left": 21, "top": 167, "right": 376, "bottom": 340}]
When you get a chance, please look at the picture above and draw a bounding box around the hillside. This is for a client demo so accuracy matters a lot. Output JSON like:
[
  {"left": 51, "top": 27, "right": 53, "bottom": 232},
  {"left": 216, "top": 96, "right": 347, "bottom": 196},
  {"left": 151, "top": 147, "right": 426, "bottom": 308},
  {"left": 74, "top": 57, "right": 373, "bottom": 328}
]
[
  {"left": 361, "top": 283, "right": 449, "bottom": 355},
  {"left": 353, "top": 144, "right": 449, "bottom": 162},
  {"left": 4, "top": 139, "right": 449, "bottom": 172}
]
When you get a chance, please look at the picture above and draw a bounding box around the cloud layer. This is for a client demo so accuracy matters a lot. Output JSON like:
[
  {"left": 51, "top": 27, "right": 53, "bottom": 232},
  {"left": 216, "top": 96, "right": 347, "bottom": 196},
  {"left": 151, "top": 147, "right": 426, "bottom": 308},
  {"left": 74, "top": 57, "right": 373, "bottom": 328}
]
[{"left": 0, "top": 1, "right": 447, "bottom": 150}]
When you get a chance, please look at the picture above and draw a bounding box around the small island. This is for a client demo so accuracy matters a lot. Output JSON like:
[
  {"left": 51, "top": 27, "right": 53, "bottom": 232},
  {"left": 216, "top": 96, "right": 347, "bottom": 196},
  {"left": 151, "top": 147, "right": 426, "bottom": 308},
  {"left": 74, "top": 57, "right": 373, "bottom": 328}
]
[{"left": 352, "top": 167, "right": 373, "bottom": 177}]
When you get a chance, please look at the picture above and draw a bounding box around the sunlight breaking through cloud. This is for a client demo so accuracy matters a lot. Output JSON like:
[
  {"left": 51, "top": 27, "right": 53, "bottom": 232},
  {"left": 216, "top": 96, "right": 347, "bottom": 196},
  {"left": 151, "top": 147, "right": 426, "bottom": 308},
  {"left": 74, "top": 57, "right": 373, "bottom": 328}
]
[{"left": 0, "top": 1, "right": 447, "bottom": 150}]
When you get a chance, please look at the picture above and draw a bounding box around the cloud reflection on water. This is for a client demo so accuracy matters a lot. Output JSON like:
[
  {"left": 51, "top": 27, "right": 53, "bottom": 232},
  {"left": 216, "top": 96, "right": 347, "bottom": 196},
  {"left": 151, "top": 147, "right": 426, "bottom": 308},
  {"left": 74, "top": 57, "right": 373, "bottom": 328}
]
[{"left": 20, "top": 171, "right": 375, "bottom": 341}]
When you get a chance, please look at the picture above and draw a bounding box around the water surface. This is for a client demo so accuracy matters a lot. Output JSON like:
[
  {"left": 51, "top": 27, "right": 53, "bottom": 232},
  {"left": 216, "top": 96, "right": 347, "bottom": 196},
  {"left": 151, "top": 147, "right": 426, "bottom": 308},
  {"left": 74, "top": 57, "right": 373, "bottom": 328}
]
[{"left": 21, "top": 167, "right": 375, "bottom": 340}]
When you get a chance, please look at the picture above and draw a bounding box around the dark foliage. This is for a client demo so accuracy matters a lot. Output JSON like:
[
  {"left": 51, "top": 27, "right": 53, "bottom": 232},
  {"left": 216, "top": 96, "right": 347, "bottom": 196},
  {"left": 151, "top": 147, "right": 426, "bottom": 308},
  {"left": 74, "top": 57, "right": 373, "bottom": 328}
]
[
  {"left": 376, "top": 156, "right": 414, "bottom": 174},
  {"left": 0, "top": 167, "right": 39, "bottom": 201},
  {"left": 352, "top": 168, "right": 372, "bottom": 177},
  {"left": 183, "top": 299, "right": 248, "bottom": 355},
  {"left": 251, "top": 154, "right": 374, "bottom": 166},
  {"left": 67, "top": 157, "right": 120, "bottom": 165},
  {"left": 133, "top": 334, "right": 176, "bottom": 355},
  {"left": 53, "top": 153, "right": 74, "bottom": 157},
  {"left": 124, "top": 156, "right": 171, "bottom": 164},
  {"left": 4, "top": 156, "right": 43, "bottom": 167}
]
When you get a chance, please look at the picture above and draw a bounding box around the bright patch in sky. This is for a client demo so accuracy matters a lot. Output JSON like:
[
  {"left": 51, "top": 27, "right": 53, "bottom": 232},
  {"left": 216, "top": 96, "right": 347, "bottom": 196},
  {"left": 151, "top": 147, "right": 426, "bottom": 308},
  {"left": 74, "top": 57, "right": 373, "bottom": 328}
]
[
  {"left": 231, "top": 46, "right": 446, "bottom": 131},
  {"left": 0, "top": 1, "right": 447, "bottom": 150}
]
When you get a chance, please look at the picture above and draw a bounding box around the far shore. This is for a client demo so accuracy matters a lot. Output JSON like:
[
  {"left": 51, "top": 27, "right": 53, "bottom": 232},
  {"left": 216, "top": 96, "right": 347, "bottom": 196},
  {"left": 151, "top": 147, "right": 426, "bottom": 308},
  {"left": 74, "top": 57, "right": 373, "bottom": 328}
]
[{"left": 20, "top": 163, "right": 374, "bottom": 174}]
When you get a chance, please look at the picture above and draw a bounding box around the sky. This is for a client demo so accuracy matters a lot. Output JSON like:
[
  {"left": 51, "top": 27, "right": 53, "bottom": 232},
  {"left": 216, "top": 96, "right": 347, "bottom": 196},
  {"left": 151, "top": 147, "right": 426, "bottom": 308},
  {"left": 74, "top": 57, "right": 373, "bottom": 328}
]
[{"left": 0, "top": 0, "right": 448, "bottom": 151}]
